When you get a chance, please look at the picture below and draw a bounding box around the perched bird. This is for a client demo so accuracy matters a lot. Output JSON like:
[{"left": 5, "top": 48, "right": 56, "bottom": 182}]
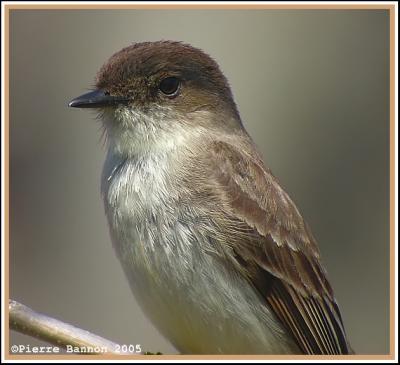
[{"left": 69, "top": 41, "right": 352, "bottom": 355}]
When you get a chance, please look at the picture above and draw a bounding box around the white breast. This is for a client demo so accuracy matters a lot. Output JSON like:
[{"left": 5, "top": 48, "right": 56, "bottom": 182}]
[
  {"left": 100, "top": 114, "right": 299, "bottom": 354},
  {"left": 101, "top": 151, "right": 299, "bottom": 354}
]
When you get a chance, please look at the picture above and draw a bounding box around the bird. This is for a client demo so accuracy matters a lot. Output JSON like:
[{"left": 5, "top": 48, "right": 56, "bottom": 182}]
[{"left": 69, "top": 40, "right": 352, "bottom": 355}]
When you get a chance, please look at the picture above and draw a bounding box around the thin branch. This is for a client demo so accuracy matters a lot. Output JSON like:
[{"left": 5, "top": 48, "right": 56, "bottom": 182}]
[{"left": 9, "top": 299, "right": 133, "bottom": 355}]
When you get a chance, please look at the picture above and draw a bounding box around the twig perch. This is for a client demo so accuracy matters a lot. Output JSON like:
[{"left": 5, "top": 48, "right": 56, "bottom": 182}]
[{"left": 9, "top": 299, "right": 132, "bottom": 355}]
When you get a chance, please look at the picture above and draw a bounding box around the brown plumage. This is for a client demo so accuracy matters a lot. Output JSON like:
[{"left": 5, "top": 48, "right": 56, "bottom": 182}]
[
  {"left": 70, "top": 40, "right": 352, "bottom": 354},
  {"left": 195, "top": 139, "right": 352, "bottom": 354}
]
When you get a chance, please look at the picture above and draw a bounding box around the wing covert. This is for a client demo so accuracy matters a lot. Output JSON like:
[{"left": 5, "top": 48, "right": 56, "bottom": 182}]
[{"left": 205, "top": 139, "right": 351, "bottom": 354}]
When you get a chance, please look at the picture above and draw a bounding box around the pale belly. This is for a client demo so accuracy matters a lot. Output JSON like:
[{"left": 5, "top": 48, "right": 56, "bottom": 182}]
[
  {"left": 102, "top": 154, "right": 299, "bottom": 354},
  {"left": 107, "top": 213, "right": 299, "bottom": 354}
]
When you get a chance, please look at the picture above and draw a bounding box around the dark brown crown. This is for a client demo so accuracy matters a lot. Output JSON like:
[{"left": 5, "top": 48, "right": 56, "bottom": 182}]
[{"left": 95, "top": 41, "right": 238, "bottom": 115}]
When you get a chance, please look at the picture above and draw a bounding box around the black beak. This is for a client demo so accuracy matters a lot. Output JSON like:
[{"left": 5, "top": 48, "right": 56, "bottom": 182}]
[{"left": 68, "top": 89, "right": 130, "bottom": 108}]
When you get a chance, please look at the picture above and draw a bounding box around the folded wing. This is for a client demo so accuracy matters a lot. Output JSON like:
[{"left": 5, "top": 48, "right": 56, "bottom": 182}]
[{"left": 206, "top": 140, "right": 351, "bottom": 354}]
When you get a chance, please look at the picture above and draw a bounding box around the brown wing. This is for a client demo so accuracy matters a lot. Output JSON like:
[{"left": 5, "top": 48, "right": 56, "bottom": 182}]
[{"left": 205, "top": 139, "right": 351, "bottom": 354}]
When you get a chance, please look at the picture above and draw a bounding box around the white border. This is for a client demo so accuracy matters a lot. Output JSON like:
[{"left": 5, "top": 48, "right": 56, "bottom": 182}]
[
  {"left": 1, "top": 1, "right": 7, "bottom": 364},
  {"left": 0, "top": 1, "right": 398, "bottom": 5},
  {"left": 1, "top": 1, "right": 398, "bottom": 363},
  {"left": 393, "top": 0, "right": 399, "bottom": 362}
]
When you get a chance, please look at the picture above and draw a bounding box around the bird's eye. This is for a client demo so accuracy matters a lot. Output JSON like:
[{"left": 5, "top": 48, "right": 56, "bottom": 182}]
[{"left": 159, "top": 77, "right": 180, "bottom": 96}]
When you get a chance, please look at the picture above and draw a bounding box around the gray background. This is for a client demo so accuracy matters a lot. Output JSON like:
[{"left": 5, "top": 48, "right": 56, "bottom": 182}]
[{"left": 10, "top": 9, "right": 390, "bottom": 354}]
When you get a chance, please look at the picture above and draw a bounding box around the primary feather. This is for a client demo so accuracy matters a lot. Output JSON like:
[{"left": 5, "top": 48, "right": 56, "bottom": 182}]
[{"left": 197, "top": 138, "right": 352, "bottom": 354}]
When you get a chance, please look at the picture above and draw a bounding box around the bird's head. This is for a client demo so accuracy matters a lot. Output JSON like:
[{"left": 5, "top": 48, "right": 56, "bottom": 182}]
[{"left": 69, "top": 41, "right": 242, "bottom": 156}]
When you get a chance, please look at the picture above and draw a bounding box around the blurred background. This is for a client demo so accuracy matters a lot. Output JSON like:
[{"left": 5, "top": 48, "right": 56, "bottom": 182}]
[{"left": 9, "top": 9, "right": 390, "bottom": 354}]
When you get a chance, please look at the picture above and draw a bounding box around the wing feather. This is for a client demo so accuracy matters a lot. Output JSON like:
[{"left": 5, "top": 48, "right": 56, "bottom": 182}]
[{"left": 204, "top": 139, "right": 351, "bottom": 354}]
